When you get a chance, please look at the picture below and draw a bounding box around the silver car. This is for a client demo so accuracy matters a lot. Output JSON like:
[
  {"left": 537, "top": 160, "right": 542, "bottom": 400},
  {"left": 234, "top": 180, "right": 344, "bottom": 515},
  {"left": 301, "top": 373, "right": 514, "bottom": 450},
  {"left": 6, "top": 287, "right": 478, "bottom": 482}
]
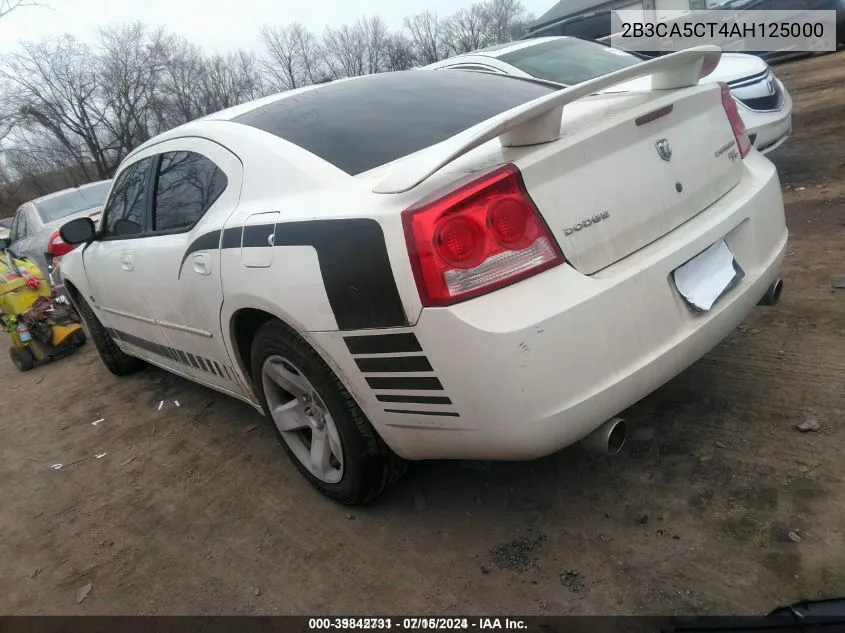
[
  {"left": 0, "top": 217, "right": 12, "bottom": 243},
  {"left": 7, "top": 180, "right": 112, "bottom": 278}
]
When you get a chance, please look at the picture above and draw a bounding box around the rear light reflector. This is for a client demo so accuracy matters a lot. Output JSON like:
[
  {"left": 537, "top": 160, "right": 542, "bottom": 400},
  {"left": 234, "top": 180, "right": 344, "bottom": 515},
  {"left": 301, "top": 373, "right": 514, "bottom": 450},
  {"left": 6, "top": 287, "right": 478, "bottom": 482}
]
[
  {"left": 48, "top": 230, "right": 74, "bottom": 257},
  {"left": 402, "top": 164, "right": 564, "bottom": 307},
  {"left": 719, "top": 82, "right": 752, "bottom": 158}
]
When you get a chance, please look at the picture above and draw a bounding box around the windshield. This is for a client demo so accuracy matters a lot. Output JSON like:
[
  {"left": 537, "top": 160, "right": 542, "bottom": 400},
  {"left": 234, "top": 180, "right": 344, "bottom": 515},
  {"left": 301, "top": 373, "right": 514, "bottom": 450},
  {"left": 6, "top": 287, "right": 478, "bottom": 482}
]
[
  {"left": 498, "top": 38, "right": 641, "bottom": 86},
  {"left": 35, "top": 181, "right": 111, "bottom": 223}
]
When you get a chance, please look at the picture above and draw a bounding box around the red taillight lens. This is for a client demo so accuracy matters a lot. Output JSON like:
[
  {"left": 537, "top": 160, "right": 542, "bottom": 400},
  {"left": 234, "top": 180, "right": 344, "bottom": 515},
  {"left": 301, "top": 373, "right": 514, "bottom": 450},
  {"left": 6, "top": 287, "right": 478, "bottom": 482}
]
[
  {"left": 434, "top": 216, "right": 486, "bottom": 269},
  {"left": 720, "top": 82, "right": 752, "bottom": 158},
  {"left": 402, "top": 164, "right": 564, "bottom": 307},
  {"left": 48, "top": 230, "right": 74, "bottom": 257}
]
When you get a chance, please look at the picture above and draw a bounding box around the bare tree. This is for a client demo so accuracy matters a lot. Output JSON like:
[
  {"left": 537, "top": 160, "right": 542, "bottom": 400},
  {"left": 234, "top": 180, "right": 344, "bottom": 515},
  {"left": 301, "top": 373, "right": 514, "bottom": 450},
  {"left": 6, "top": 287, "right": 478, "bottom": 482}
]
[
  {"left": 443, "top": 4, "right": 490, "bottom": 55},
  {"left": 261, "top": 23, "right": 303, "bottom": 91},
  {"left": 322, "top": 22, "right": 367, "bottom": 78},
  {"left": 0, "top": 36, "right": 116, "bottom": 179},
  {"left": 201, "top": 50, "right": 267, "bottom": 112},
  {"left": 158, "top": 36, "right": 209, "bottom": 126},
  {"left": 361, "top": 16, "right": 389, "bottom": 74},
  {"left": 404, "top": 11, "right": 446, "bottom": 64},
  {"left": 383, "top": 33, "right": 416, "bottom": 71},
  {"left": 97, "top": 22, "right": 170, "bottom": 162},
  {"left": 482, "top": 0, "right": 529, "bottom": 45},
  {"left": 0, "top": 0, "right": 40, "bottom": 19}
]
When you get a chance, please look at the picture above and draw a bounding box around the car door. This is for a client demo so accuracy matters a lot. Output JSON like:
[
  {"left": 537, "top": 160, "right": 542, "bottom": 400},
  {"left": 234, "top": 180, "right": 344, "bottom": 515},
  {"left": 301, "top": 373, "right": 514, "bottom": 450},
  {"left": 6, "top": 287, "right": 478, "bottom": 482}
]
[
  {"left": 132, "top": 139, "right": 244, "bottom": 395},
  {"left": 81, "top": 156, "right": 169, "bottom": 368}
]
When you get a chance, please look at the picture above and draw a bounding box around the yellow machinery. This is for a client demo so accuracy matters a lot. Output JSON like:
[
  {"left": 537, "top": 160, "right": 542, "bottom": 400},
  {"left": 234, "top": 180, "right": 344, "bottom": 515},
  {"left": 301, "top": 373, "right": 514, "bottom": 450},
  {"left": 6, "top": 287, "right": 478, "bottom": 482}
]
[{"left": 0, "top": 250, "right": 85, "bottom": 371}]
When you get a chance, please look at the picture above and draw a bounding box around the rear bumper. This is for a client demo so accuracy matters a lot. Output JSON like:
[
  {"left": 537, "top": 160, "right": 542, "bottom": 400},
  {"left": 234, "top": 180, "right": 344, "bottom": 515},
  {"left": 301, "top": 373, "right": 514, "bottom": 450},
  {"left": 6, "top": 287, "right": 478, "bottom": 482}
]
[
  {"left": 316, "top": 153, "right": 787, "bottom": 461},
  {"left": 741, "top": 81, "right": 793, "bottom": 154}
]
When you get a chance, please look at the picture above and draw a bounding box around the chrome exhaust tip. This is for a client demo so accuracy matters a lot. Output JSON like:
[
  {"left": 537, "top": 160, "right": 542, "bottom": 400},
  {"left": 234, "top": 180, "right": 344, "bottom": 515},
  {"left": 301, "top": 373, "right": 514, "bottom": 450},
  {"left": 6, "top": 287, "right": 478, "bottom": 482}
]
[
  {"left": 580, "top": 417, "right": 627, "bottom": 456},
  {"left": 758, "top": 278, "right": 783, "bottom": 306}
]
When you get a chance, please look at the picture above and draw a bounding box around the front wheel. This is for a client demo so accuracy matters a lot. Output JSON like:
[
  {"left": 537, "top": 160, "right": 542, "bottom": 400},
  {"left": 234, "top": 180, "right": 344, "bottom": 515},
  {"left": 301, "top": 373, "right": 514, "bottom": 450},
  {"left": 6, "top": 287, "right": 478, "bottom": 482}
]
[
  {"left": 74, "top": 295, "right": 145, "bottom": 376},
  {"left": 250, "top": 320, "right": 405, "bottom": 504},
  {"left": 10, "top": 346, "right": 35, "bottom": 371}
]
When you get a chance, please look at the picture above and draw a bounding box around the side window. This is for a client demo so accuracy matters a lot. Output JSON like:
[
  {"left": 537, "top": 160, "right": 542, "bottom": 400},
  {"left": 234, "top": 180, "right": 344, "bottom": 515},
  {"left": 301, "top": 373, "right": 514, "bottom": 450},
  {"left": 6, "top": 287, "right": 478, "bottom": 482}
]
[
  {"left": 153, "top": 151, "right": 228, "bottom": 233},
  {"left": 103, "top": 157, "right": 154, "bottom": 238},
  {"left": 18, "top": 210, "right": 28, "bottom": 238}
]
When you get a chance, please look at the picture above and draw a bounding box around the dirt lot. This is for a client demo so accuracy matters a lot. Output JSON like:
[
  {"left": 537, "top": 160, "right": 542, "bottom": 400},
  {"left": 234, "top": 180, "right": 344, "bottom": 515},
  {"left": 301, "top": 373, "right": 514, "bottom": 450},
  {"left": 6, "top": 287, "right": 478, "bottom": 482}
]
[{"left": 1, "top": 52, "right": 843, "bottom": 616}]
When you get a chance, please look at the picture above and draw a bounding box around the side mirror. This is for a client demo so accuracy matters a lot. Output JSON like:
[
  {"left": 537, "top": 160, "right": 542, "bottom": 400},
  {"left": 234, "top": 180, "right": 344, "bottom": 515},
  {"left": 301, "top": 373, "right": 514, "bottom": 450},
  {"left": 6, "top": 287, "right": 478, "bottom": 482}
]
[{"left": 60, "top": 217, "right": 97, "bottom": 245}]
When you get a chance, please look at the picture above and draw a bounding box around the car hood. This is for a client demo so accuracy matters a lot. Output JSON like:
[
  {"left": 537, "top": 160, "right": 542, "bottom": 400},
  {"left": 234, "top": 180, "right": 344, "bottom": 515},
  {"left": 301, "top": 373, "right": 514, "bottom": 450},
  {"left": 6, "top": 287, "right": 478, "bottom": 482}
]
[{"left": 603, "top": 52, "right": 768, "bottom": 93}]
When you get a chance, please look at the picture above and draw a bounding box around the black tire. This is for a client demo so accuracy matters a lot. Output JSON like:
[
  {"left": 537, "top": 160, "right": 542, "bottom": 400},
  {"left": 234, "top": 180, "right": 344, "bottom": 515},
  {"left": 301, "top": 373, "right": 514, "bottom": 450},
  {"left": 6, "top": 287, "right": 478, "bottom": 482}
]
[
  {"left": 71, "top": 329, "right": 87, "bottom": 347},
  {"left": 10, "top": 346, "right": 34, "bottom": 372},
  {"left": 74, "top": 295, "right": 145, "bottom": 376},
  {"left": 250, "top": 320, "right": 405, "bottom": 505}
]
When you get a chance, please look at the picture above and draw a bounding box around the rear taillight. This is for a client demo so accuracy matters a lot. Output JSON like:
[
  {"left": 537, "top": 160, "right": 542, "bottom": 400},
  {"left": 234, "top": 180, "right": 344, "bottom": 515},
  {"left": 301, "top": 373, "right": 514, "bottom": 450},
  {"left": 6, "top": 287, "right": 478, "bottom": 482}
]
[
  {"left": 402, "top": 164, "right": 564, "bottom": 307},
  {"left": 720, "top": 82, "right": 752, "bottom": 158},
  {"left": 48, "top": 230, "right": 74, "bottom": 257}
]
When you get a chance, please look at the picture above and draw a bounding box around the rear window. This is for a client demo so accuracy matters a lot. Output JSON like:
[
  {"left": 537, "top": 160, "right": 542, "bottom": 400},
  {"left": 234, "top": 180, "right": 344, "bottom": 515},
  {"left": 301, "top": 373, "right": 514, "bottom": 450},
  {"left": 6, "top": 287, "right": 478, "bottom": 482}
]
[
  {"left": 499, "top": 38, "right": 640, "bottom": 86},
  {"left": 35, "top": 181, "right": 112, "bottom": 223},
  {"left": 232, "top": 71, "right": 554, "bottom": 176}
]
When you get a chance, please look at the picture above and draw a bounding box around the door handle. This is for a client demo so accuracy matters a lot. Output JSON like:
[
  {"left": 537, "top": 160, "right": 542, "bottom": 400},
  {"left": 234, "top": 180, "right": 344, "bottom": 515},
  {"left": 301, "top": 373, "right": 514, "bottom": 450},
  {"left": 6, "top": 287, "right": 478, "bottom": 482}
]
[
  {"left": 191, "top": 252, "right": 211, "bottom": 276},
  {"left": 121, "top": 254, "right": 134, "bottom": 271}
]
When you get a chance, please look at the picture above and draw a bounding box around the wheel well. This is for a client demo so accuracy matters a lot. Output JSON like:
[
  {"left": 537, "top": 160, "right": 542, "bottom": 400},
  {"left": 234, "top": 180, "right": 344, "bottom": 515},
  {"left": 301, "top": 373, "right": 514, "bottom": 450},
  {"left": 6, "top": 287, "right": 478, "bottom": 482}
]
[{"left": 230, "top": 308, "right": 277, "bottom": 382}]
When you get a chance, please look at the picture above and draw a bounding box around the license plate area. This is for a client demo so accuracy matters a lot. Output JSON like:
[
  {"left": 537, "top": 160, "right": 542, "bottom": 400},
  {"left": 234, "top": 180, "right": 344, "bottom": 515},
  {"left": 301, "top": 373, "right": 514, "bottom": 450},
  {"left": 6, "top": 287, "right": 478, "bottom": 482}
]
[{"left": 672, "top": 239, "right": 744, "bottom": 312}]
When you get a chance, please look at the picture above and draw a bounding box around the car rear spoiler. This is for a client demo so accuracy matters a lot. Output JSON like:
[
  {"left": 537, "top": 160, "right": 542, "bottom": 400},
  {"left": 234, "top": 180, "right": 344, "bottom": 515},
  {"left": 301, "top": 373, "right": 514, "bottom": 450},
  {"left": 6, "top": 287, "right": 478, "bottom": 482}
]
[{"left": 373, "top": 45, "right": 721, "bottom": 194}]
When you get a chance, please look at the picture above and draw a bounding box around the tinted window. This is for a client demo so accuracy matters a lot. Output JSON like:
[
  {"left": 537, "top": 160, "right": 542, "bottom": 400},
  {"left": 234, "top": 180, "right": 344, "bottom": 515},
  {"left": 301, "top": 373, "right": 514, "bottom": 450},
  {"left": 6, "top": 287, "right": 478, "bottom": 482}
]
[
  {"left": 499, "top": 38, "right": 640, "bottom": 86},
  {"left": 103, "top": 158, "right": 153, "bottom": 238},
  {"left": 153, "top": 151, "right": 228, "bottom": 232},
  {"left": 34, "top": 181, "right": 112, "bottom": 224},
  {"left": 561, "top": 13, "right": 613, "bottom": 40},
  {"left": 233, "top": 71, "right": 554, "bottom": 176}
]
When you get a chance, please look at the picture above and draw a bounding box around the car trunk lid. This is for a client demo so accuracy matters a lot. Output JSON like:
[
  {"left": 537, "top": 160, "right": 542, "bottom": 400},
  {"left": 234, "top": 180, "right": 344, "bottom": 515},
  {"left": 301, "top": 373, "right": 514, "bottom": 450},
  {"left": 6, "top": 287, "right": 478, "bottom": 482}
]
[{"left": 516, "top": 84, "right": 742, "bottom": 274}]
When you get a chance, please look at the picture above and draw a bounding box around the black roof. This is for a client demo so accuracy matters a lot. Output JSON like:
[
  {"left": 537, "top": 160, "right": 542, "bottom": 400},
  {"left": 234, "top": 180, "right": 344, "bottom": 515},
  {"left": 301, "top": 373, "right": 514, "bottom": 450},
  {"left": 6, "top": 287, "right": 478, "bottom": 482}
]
[{"left": 232, "top": 71, "right": 554, "bottom": 176}]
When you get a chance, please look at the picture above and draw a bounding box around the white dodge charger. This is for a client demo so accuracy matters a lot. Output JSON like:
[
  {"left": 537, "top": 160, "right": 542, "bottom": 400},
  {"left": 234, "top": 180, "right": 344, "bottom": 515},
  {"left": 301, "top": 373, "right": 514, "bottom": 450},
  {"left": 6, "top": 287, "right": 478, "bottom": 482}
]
[{"left": 58, "top": 47, "right": 787, "bottom": 504}]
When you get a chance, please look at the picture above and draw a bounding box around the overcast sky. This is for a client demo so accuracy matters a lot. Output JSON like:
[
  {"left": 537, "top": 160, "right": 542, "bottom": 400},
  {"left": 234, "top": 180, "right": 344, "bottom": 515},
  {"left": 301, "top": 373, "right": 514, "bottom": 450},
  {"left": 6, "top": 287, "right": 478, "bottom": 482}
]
[{"left": 0, "top": 0, "right": 554, "bottom": 54}]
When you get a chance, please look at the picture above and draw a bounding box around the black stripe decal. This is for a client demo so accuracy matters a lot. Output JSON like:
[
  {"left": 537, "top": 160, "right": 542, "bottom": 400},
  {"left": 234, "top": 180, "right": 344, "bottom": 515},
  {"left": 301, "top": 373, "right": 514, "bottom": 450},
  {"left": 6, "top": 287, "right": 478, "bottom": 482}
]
[
  {"left": 376, "top": 394, "right": 453, "bottom": 405},
  {"left": 367, "top": 376, "right": 443, "bottom": 390},
  {"left": 384, "top": 409, "right": 461, "bottom": 417},
  {"left": 105, "top": 328, "right": 230, "bottom": 381},
  {"left": 344, "top": 333, "right": 422, "bottom": 355},
  {"left": 223, "top": 366, "right": 232, "bottom": 380},
  {"left": 196, "top": 356, "right": 209, "bottom": 372},
  {"left": 177, "top": 230, "right": 223, "bottom": 279},
  {"left": 355, "top": 356, "right": 433, "bottom": 373},
  {"left": 213, "top": 361, "right": 224, "bottom": 377},
  {"left": 182, "top": 219, "right": 407, "bottom": 330},
  {"left": 221, "top": 227, "right": 240, "bottom": 249}
]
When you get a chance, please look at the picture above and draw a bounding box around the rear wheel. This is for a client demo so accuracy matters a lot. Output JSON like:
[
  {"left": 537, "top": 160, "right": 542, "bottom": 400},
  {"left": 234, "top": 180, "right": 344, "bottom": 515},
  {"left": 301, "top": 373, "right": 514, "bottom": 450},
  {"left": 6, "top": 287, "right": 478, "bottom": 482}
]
[
  {"left": 74, "top": 295, "right": 145, "bottom": 376},
  {"left": 10, "top": 347, "right": 34, "bottom": 372},
  {"left": 250, "top": 320, "right": 405, "bottom": 504},
  {"left": 71, "top": 329, "right": 87, "bottom": 347}
]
